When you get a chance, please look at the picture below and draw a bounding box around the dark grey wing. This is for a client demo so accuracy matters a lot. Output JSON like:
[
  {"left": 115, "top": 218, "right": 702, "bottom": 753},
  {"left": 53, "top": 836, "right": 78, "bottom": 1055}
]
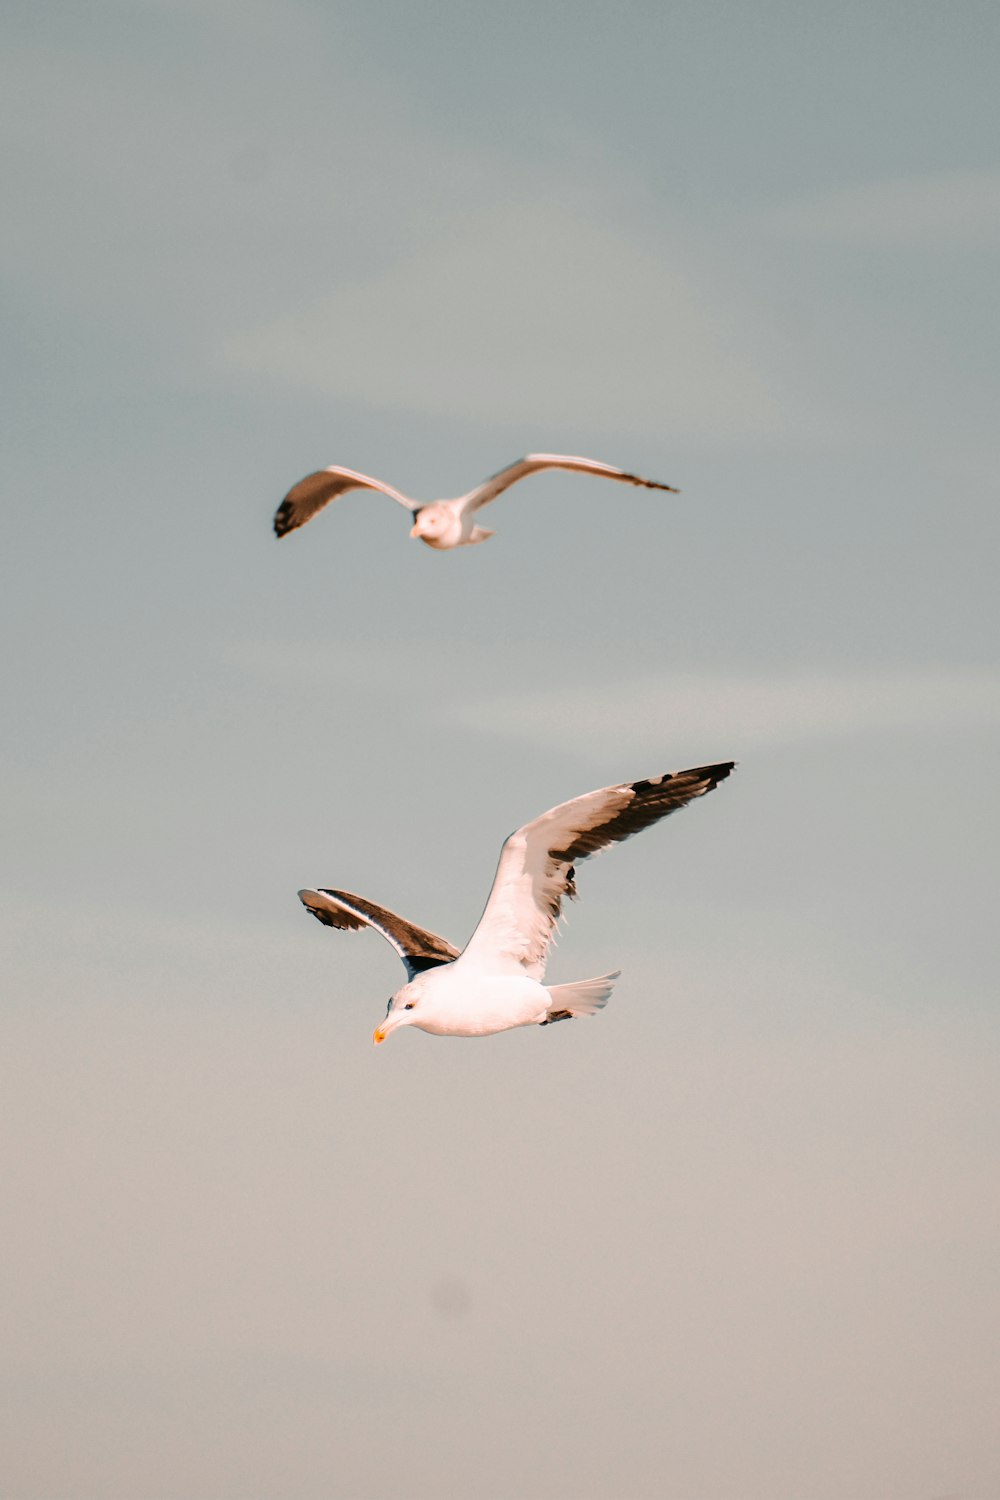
[
  {"left": 548, "top": 762, "right": 736, "bottom": 862},
  {"left": 297, "top": 887, "right": 460, "bottom": 980},
  {"left": 274, "top": 466, "right": 417, "bottom": 538},
  {"left": 458, "top": 453, "right": 680, "bottom": 515},
  {"left": 461, "top": 761, "right": 735, "bottom": 976}
]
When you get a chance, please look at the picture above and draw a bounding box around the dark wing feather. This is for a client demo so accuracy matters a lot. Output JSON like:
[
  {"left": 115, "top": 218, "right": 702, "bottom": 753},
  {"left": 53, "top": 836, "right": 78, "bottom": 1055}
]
[
  {"left": 297, "top": 887, "right": 459, "bottom": 980},
  {"left": 274, "top": 466, "right": 416, "bottom": 538},
  {"left": 550, "top": 764, "right": 735, "bottom": 862},
  {"left": 461, "top": 761, "right": 735, "bottom": 976}
]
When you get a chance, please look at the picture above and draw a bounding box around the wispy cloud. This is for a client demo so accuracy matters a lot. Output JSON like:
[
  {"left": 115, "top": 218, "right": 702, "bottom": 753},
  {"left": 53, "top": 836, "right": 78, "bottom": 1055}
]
[
  {"left": 453, "top": 669, "right": 1000, "bottom": 758},
  {"left": 223, "top": 201, "right": 789, "bottom": 440},
  {"left": 0, "top": 10, "right": 488, "bottom": 338},
  {"left": 767, "top": 170, "right": 1000, "bottom": 249},
  {"left": 229, "top": 643, "right": 1000, "bottom": 758}
]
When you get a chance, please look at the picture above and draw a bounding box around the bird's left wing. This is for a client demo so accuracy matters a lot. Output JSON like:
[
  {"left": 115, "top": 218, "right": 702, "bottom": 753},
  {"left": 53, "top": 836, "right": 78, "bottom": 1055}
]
[
  {"left": 457, "top": 453, "right": 679, "bottom": 515},
  {"left": 274, "top": 466, "right": 417, "bottom": 538},
  {"left": 460, "top": 762, "right": 734, "bottom": 978},
  {"left": 298, "top": 888, "right": 460, "bottom": 980}
]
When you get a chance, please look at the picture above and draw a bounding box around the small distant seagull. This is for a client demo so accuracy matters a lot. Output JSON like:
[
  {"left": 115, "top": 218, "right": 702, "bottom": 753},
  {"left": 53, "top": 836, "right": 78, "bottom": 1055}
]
[
  {"left": 297, "top": 760, "right": 734, "bottom": 1044},
  {"left": 273, "top": 453, "right": 679, "bottom": 550}
]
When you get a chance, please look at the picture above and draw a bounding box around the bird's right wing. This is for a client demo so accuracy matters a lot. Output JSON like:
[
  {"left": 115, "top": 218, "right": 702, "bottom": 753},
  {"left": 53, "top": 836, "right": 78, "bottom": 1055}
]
[
  {"left": 297, "top": 888, "right": 460, "bottom": 980},
  {"left": 460, "top": 762, "right": 735, "bottom": 979},
  {"left": 457, "top": 453, "right": 680, "bottom": 515},
  {"left": 274, "top": 467, "right": 417, "bottom": 538}
]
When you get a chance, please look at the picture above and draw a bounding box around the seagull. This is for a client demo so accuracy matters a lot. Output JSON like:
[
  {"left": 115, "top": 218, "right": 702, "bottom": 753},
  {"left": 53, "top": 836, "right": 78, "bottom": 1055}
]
[
  {"left": 273, "top": 453, "right": 679, "bottom": 550},
  {"left": 296, "top": 760, "right": 734, "bottom": 1044}
]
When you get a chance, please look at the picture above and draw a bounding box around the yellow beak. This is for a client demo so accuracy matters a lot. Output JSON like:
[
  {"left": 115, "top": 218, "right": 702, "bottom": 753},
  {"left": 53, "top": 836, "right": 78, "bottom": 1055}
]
[{"left": 373, "top": 1024, "right": 388, "bottom": 1045}]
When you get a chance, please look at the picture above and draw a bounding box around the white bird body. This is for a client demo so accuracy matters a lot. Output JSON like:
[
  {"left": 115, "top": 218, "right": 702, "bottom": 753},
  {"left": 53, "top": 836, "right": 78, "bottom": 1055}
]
[
  {"left": 405, "top": 501, "right": 492, "bottom": 550},
  {"left": 391, "top": 964, "right": 551, "bottom": 1038},
  {"left": 273, "top": 452, "right": 679, "bottom": 550},
  {"left": 295, "top": 760, "right": 734, "bottom": 1044}
]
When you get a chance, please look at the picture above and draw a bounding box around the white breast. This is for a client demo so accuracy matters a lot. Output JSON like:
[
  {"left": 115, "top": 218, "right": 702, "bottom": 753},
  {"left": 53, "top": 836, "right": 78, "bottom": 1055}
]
[{"left": 413, "top": 965, "right": 550, "bottom": 1036}]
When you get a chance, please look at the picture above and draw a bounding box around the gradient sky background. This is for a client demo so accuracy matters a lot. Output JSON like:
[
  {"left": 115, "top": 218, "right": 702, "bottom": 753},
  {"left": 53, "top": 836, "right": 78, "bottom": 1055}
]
[{"left": 3, "top": 3, "right": 999, "bottom": 1497}]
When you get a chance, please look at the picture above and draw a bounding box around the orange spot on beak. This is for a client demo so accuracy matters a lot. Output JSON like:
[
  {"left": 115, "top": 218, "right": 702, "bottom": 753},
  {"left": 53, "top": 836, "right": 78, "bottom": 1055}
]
[{"left": 373, "top": 1025, "right": 388, "bottom": 1045}]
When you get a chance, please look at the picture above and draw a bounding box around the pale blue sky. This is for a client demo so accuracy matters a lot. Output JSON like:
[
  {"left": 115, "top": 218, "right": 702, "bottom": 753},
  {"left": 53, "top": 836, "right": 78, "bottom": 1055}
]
[{"left": 3, "top": 3, "right": 999, "bottom": 1497}]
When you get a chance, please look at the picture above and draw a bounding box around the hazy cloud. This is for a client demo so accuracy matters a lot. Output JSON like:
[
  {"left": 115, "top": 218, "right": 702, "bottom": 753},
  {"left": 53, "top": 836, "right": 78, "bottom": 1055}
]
[
  {"left": 767, "top": 169, "right": 1000, "bottom": 249},
  {"left": 224, "top": 202, "right": 787, "bottom": 439},
  {"left": 454, "top": 669, "right": 1000, "bottom": 757}
]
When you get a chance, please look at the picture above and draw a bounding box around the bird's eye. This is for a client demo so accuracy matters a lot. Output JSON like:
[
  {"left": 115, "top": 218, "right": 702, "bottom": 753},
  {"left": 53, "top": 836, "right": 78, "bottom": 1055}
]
[{"left": 404, "top": 1002, "right": 415, "bottom": 1010}]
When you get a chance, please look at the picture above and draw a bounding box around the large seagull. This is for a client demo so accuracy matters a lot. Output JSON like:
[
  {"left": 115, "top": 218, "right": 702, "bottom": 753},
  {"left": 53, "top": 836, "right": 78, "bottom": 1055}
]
[
  {"left": 273, "top": 453, "right": 679, "bottom": 550},
  {"left": 297, "top": 761, "right": 734, "bottom": 1044}
]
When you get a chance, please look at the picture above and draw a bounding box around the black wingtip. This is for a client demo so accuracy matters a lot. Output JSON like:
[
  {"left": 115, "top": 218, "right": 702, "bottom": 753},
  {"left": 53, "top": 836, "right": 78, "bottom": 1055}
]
[
  {"left": 689, "top": 759, "right": 736, "bottom": 790},
  {"left": 297, "top": 889, "right": 328, "bottom": 923},
  {"left": 631, "top": 760, "right": 736, "bottom": 799},
  {"left": 703, "top": 759, "right": 736, "bottom": 781}
]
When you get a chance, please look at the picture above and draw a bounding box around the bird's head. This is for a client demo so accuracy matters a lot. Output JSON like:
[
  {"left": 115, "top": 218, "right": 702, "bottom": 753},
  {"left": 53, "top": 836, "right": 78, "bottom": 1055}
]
[
  {"left": 410, "top": 504, "right": 458, "bottom": 549},
  {"left": 373, "top": 978, "right": 424, "bottom": 1044}
]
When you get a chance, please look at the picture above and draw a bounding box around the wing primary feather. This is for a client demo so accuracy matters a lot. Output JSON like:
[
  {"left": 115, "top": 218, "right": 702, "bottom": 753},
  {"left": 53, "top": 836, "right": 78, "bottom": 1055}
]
[
  {"left": 459, "top": 453, "right": 680, "bottom": 514},
  {"left": 461, "top": 760, "right": 734, "bottom": 977},
  {"left": 297, "top": 888, "right": 459, "bottom": 979},
  {"left": 274, "top": 466, "right": 417, "bottom": 537},
  {"left": 551, "top": 762, "right": 735, "bottom": 863}
]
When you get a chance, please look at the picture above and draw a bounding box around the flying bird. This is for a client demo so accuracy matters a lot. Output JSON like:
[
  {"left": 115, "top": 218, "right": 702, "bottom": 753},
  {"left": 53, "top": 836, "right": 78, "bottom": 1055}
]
[
  {"left": 273, "top": 453, "right": 679, "bottom": 550},
  {"left": 296, "top": 760, "right": 734, "bottom": 1044}
]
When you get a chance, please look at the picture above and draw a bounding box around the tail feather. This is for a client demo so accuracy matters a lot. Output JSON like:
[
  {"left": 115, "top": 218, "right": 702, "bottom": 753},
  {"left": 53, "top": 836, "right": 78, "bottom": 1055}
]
[{"left": 541, "top": 970, "right": 620, "bottom": 1024}]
